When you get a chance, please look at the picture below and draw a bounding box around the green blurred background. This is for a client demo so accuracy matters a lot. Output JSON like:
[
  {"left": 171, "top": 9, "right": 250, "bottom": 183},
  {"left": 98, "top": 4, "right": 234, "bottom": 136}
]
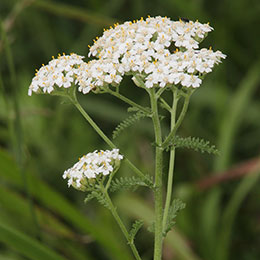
[{"left": 0, "top": 0, "right": 260, "bottom": 259}]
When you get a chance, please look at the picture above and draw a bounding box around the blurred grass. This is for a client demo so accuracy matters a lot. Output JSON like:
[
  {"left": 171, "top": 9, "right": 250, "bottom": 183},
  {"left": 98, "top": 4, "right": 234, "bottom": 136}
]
[
  {"left": 0, "top": 0, "right": 260, "bottom": 259},
  {"left": 0, "top": 221, "right": 67, "bottom": 260}
]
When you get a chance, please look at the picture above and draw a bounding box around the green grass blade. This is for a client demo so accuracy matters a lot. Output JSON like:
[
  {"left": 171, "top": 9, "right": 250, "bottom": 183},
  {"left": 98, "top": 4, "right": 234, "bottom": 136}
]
[
  {"left": 0, "top": 186, "right": 95, "bottom": 260},
  {"left": 0, "top": 221, "right": 66, "bottom": 260},
  {"left": 31, "top": 0, "right": 117, "bottom": 26},
  {"left": 215, "top": 168, "right": 260, "bottom": 260},
  {"left": 215, "top": 62, "right": 260, "bottom": 171},
  {"left": 0, "top": 186, "right": 75, "bottom": 239}
]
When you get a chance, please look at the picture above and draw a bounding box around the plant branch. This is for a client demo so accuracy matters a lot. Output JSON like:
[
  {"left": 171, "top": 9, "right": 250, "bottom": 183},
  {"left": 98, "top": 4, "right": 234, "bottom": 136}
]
[
  {"left": 162, "top": 90, "right": 193, "bottom": 149},
  {"left": 105, "top": 88, "right": 150, "bottom": 114},
  {"left": 69, "top": 92, "right": 151, "bottom": 184},
  {"left": 159, "top": 97, "right": 171, "bottom": 112},
  {"left": 156, "top": 87, "right": 167, "bottom": 99},
  {"left": 149, "top": 88, "right": 164, "bottom": 260},
  {"left": 101, "top": 185, "right": 142, "bottom": 260},
  {"left": 162, "top": 90, "right": 179, "bottom": 232}
]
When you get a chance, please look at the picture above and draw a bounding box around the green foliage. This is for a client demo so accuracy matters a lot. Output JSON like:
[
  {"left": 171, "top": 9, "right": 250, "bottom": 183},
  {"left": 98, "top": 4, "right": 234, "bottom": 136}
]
[
  {"left": 163, "top": 199, "right": 186, "bottom": 237},
  {"left": 112, "top": 111, "right": 147, "bottom": 139},
  {"left": 0, "top": 221, "right": 66, "bottom": 260},
  {"left": 129, "top": 220, "right": 144, "bottom": 243},
  {"left": 166, "top": 136, "right": 219, "bottom": 155},
  {"left": 85, "top": 190, "right": 111, "bottom": 210},
  {"left": 109, "top": 176, "right": 151, "bottom": 192},
  {"left": 147, "top": 199, "right": 186, "bottom": 236},
  {"left": 84, "top": 192, "right": 96, "bottom": 203},
  {"left": 117, "top": 194, "right": 202, "bottom": 260}
]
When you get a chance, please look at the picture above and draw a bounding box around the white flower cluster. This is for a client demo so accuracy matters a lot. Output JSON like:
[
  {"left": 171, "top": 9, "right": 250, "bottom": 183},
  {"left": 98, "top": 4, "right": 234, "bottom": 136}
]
[
  {"left": 63, "top": 149, "right": 123, "bottom": 190},
  {"left": 29, "top": 16, "right": 226, "bottom": 95},
  {"left": 88, "top": 16, "right": 226, "bottom": 89},
  {"left": 28, "top": 53, "right": 84, "bottom": 96},
  {"left": 76, "top": 59, "right": 123, "bottom": 94}
]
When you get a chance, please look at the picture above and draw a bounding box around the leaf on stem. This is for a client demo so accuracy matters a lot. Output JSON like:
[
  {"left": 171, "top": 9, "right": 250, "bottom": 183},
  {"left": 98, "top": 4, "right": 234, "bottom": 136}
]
[
  {"left": 85, "top": 190, "right": 111, "bottom": 210},
  {"left": 112, "top": 111, "right": 148, "bottom": 139},
  {"left": 163, "top": 199, "right": 186, "bottom": 237},
  {"left": 84, "top": 192, "right": 96, "bottom": 204},
  {"left": 109, "top": 176, "right": 152, "bottom": 192},
  {"left": 166, "top": 135, "right": 220, "bottom": 155},
  {"left": 129, "top": 220, "right": 144, "bottom": 243}
]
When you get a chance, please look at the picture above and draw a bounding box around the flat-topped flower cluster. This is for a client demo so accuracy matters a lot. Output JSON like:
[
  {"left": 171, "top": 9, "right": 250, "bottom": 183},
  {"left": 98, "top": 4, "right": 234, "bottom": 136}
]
[
  {"left": 63, "top": 149, "right": 123, "bottom": 191},
  {"left": 28, "top": 53, "right": 84, "bottom": 96},
  {"left": 28, "top": 16, "right": 226, "bottom": 96}
]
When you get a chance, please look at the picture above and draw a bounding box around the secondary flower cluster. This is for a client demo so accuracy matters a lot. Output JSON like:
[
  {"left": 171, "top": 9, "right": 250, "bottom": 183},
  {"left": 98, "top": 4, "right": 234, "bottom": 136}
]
[
  {"left": 63, "top": 149, "right": 123, "bottom": 191},
  {"left": 28, "top": 53, "right": 84, "bottom": 96},
  {"left": 28, "top": 16, "right": 226, "bottom": 95}
]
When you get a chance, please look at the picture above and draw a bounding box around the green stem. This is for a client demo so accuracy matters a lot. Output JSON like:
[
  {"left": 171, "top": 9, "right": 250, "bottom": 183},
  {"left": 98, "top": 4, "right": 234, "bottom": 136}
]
[
  {"left": 72, "top": 97, "right": 116, "bottom": 149},
  {"left": 70, "top": 93, "right": 150, "bottom": 184},
  {"left": 155, "top": 87, "right": 167, "bottom": 99},
  {"left": 162, "top": 90, "right": 179, "bottom": 232},
  {"left": 159, "top": 97, "right": 172, "bottom": 112},
  {"left": 162, "top": 90, "right": 193, "bottom": 149},
  {"left": 106, "top": 88, "right": 150, "bottom": 114},
  {"left": 101, "top": 186, "right": 142, "bottom": 260},
  {"left": 149, "top": 89, "right": 163, "bottom": 260}
]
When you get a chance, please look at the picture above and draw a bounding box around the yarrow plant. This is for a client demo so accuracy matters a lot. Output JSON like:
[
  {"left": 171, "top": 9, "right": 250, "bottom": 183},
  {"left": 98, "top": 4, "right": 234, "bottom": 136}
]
[{"left": 29, "top": 16, "right": 226, "bottom": 260}]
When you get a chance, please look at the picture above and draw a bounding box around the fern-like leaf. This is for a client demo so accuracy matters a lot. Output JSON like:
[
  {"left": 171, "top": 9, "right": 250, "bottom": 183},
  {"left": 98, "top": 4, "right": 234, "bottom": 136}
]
[
  {"left": 166, "top": 136, "right": 219, "bottom": 155},
  {"left": 129, "top": 220, "right": 144, "bottom": 242},
  {"left": 112, "top": 111, "right": 147, "bottom": 139},
  {"left": 91, "top": 190, "right": 111, "bottom": 210},
  {"left": 84, "top": 192, "right": 96, "bottom": 204},
  {"left": 163, "top": 199, "right": 186, "bottom": 236},
  {"left": 109, "top": 176, "right": 151, "bottom": 192}
]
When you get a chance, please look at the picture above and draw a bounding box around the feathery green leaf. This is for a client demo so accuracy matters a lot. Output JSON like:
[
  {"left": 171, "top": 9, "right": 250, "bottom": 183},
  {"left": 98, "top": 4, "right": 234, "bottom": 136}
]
[
  {"left": 84, "top": 192, "right": 96, "bottom": 204},
  {"left": 166, "top": 136, "right": 220, "bottom": 155},
  {"left": 129, "top": 220, "right": 144, "bottom": 242},
  {"left": 109, "top": 176, "right": 151, "bottom": 192},
  {"left": 112, "top": 111, "right": 147, "bottom": 139},
  {"left": 163, "top": 199, "right": 186, "bottom": 236},
  {"left": 85, "top": 190, "right": 110, "bottom": 210}
]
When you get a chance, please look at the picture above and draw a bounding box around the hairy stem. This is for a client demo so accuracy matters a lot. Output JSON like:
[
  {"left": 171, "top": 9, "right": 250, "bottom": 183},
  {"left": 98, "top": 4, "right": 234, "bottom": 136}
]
[
  {"left": 101, "top": 185, "right": 142, "bottom": 260},
  {"left": 162, "top": 90, "right": 193, "bottom": 149},
  {"left": 162, "top": 90, "right": 179, "bottom": 232},
  {"left": 106, "top": 88, "right": 150, "bottom": 114},
  {"left": 149, "top": 89, "right": 163, "bottom": 260}
]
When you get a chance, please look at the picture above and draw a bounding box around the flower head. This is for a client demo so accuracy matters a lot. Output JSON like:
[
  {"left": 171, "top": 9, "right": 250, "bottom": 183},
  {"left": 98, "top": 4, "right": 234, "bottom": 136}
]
[
  {"left": 28, "top": 17, "right": 226, "bottom": 96},
  {"left": 63, "top": 149, "right": 123, "bottom": 191},
  {"left": 28, "top": 53, "right": 84, "bottom": 96},
  {"left": 76, "top": 59, "right": 123, "bottom": 94},
  {"left": 87, "top": 16, "right": 226, "bottom": 89}
]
